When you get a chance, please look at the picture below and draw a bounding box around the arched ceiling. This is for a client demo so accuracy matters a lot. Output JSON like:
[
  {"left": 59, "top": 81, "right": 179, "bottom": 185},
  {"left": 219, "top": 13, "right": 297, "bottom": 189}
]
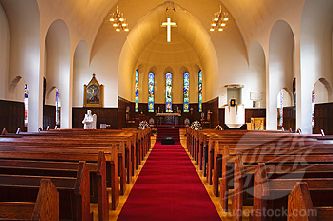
[
  {"left": 138, "top": 31, "right": 200, "bottom": 67},
  {"left": 117, "top": 1, "right": 219, "bottom": 100},
  {"left": 32, "top": 0, "right": 306, "bottom": 52},
  {"left": 220, "top": 0, "right": 304, "bottom": 46}
]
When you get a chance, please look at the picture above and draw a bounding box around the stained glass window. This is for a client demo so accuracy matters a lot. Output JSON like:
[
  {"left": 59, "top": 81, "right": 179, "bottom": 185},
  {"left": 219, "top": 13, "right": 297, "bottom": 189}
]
[
  {"left": 55, "top": 88, "right": 60, "bottom": 127},
  {"left": 24, "top": 84, "right": 29, "bottom": 127},
  {"left": 198, "top": 70, "right": 203, "bottom": 112},
  {"left": 135, "top": 69, "right": 139, "bottom": 112},
  {"left": 148, "top": 72, "right": 155, "bottom": 112},
  {"left": 165, "top": 72, "right": 173, "bottom": 112},
  {"left": 183, "top": 72, "right": 190, "bottom": 112},
  {"left": 278, "top": 90, "right": 284, "bottom": 128}
]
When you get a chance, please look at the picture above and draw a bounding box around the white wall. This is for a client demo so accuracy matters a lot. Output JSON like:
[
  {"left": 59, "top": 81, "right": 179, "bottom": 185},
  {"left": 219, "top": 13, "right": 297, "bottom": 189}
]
[
  {"left": 248, "top": 42, "right": 266, "bottom": 108},
  {"left": 212, "top": 21, "right": 259, "bottom": 108},
  {"left": 0, "top": 0, "right": 41, "bottom": 131},
  {"left": 0, "top": 3, "right": 9, "bottom": 100},
  {"left": 73, "top": 40, "right": 89, "bottom": 107},
  {"left": 299, "top": 0, "right": 333, "bottom": 133},
  {"left": 89, "top": 23, "right": 123, "bottom": 108}
]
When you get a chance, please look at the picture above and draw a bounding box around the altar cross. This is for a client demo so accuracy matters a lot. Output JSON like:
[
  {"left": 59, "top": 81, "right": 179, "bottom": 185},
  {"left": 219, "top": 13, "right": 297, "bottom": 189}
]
[{"left": 161, "top": 17, "right": 177, "bottom": 43}]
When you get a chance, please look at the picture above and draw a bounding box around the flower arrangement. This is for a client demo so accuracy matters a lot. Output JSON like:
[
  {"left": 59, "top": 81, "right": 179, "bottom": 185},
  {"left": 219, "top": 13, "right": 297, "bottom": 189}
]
[
  {"left": 138, "top": 121, "right": 150, "bottom": 129},
  {"left": 215, "top": 125, "right": 223, "bottom": 130},
  {"left": 190, "top": 121, "right": 202, "bottom": 130}
]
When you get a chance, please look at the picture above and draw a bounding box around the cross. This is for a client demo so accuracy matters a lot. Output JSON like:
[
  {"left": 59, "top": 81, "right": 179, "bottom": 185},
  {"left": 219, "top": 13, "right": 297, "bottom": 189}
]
[{"left": 161, "top": 17, "right": 177, "bottom": 43}]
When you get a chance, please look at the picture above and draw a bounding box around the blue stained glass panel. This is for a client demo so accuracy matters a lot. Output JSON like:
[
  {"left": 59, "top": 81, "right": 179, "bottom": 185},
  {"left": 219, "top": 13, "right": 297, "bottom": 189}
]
[
  {"left": 24, "top": 84, "right": 29, "bottom": 127},
  {"left": 148, "top": 72, "right": 155, "bottom": 112},
  {"left": 56, "top": 88, "right": 60, "bottom": 126},
  {"left": 165, "top": 72, "right": 173, "bottom": 112},
  {"left": 135, "top": 70, "right": 139, "bottom": 112},
  {"left": 198, "top": 70, "right": 203, "bottom": 112},
  {"left": 183, "top": 72, "right": 190, "bottom": 112}
]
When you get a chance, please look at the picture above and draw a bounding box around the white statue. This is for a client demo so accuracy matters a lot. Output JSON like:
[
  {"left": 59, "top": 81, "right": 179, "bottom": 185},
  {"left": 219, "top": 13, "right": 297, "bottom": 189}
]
[{"left": 82, "top": 110, "right": 97, "bottom": 129}]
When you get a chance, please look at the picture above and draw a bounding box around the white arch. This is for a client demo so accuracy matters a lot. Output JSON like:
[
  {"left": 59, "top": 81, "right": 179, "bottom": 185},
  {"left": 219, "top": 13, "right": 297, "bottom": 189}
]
[
  {"left": 313, "top": 78, "right": 332, "bottom": 104},
  {"left": 248, "top": 41, "right": 266, "bottom": 108},
  {"left": 45, "top": 19, "right": 71, "bottom": 128},
  {"left": 277, "top": 88, "right": 293, "bottom": 108},
  {"left": 118, "top": 1, "right": 218, "bottom": 102},
  {"left": 267, "top": 19, "right": 295, "bottom": 130}
]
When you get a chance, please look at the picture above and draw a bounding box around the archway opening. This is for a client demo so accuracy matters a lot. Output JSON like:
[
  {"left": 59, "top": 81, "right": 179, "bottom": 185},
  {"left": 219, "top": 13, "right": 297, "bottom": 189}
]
[
  {"left": 276, "top": 88, "right": 293, "bottom": 130},
  {"left": 44, "top": 19, "right": 70, "bottom": 128},
  {"left": 268, "top": 20, "right": 294, "bottom": 130},
  {"left": 312, "top": 78, "right": 332, "bottom": 130}
]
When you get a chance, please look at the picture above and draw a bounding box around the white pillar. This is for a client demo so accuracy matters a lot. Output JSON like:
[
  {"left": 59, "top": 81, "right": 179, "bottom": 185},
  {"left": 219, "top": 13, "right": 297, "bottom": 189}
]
[
  {"left": 297, "top": 38, "right": 314, "bottom": 134},
  {"left": 28, "top": 35, "right": 44, "bottom": 132},
  {"left": 266, "top": 54, "right": 278, "bottom": 130},
  {"left": 59, "top": 60, "right": 72, "bottom": 128}
]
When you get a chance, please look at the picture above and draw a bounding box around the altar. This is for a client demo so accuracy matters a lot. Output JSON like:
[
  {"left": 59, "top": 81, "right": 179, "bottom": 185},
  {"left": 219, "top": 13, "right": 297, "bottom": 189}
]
[{"left": 156, "top": 113, "right": 181, "bottom": 126}]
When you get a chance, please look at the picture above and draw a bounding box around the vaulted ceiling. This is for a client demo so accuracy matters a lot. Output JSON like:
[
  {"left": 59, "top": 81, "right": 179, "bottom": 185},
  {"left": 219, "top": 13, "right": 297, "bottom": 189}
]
[{"left": 31, "top": 0, "right": 306, "bottom": 50}]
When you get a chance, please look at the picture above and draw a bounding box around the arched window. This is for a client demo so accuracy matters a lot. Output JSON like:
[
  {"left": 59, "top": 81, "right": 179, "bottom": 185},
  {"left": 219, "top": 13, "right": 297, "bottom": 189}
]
[
  {"left": 183, "top": 72, "right": 190, "bottom": 112},
  {"left": 198, "top": 70, "right": 203, "bottom": 112},
  {"left": 277, "top": 89, "right": 292, "bottom": 129},
  {"left": 277, "top": 90, "right": 284, "bottom": 128},
  {"left": 24, "top": 84, "right": 29, "bottom": 127},
  {"left": 165, "top": 72, "right": 173, "bottom": 112},
  {"left": 148, "top": 72, "right": 155, "bottom": 112},
  {"left": 135, "top": 69, "right": 139, "bottom": 112},
  {"left": 55, "top": 88, "right": 60, "bottom": 127}
]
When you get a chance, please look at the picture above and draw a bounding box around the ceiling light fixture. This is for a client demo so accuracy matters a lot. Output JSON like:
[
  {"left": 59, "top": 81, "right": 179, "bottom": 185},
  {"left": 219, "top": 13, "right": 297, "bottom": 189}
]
[
  {"left": 210, "top": 5, "right": 230, "bottom": 32},
  {"left": 109, "top": 6, "right": 129, "bottom": 32}
]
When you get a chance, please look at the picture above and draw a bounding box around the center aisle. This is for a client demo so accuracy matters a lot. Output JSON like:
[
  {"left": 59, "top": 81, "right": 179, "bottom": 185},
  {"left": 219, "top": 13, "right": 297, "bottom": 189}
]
[{"left": 117, "top": 143, "right": 221, "bottom": 221}]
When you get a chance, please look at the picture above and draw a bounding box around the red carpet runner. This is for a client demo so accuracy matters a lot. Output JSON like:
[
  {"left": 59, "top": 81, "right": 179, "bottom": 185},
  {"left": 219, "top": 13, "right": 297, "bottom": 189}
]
[{"left": 117, "top": 143, "right": 221, "bottom": 221}]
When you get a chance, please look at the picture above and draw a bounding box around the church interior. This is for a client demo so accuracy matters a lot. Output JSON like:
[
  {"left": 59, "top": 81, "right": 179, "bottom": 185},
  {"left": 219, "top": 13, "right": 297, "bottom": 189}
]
[{"left": 1, "top": 0, "right": 333, "bottom": 220}]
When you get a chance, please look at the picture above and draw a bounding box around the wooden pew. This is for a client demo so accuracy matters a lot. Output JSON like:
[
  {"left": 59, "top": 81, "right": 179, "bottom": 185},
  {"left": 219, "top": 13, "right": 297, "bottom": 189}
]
[
  {"left": 288, "top": 182, "right": 333, "bottom": 221},
  {"left": 221, "top": 143, "right": 333, "bottom": 212},
  {"left": 0, "top": 179, "right": 59, "bottom": 221},
  {"left": 185, "top": 128, "right": 333, "bottom": 220},
  {"left": 186, "top": 129, "right": 294, "bottom": 176},
  {"left": 213, "top": 137, "right": 323, "bottom": 196},
  {"left": 0, "top": 152, "right": 108, "bottom": 221},
  {"left": 38, "top": 127, "right": 152, "bottom": 163},
  {"left": 0, "top": 128, "right": 152, "bottom": 214},
  {"left": 0, "top": 147, "right": 116, "bottom": 214},
  {"left": 0, "top": 137, "right": 125, "bottom": 196},
  {"left": 18, "top": 128, "right": 152, "bottom": 182},
  {"left": 0, "top": 162, "right": 90, "bottom": 221},
  {"left": 251, "top": 163, "right": 333, "bottom": 221},
  {"left": 209, "top": 134, "right": 318, "bottom": 186}
]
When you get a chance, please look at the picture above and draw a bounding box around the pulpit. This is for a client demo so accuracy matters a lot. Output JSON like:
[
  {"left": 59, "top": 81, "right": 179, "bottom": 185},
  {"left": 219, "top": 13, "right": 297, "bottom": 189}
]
[{"left": 156, "top": 113, "right": 181, "bottom": 126}]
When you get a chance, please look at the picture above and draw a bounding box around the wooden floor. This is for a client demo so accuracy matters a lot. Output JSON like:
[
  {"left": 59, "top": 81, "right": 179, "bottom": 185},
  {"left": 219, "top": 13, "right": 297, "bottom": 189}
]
[{"left": 91, "top": 128, "right": 250, "bottom": 220}]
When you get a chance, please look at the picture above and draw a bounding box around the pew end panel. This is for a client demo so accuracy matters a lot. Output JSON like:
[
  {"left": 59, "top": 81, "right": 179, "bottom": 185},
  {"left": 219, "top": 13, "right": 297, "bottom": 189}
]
[{"left": 31, "top": 179, "right": 59, "bottom": 221}]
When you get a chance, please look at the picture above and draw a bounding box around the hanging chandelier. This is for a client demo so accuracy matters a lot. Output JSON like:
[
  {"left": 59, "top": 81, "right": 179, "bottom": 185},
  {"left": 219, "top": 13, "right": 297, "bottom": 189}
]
[
  {"left": 210, "top": 5, "right": 230, "bottom": 32},
  {"left": 109, "top": 6, "right": 129, "bottom": 32}
]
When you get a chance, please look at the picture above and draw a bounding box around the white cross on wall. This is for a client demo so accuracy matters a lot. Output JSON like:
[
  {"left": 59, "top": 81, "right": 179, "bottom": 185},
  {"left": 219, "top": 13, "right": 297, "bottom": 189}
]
[{"left": 161, "top": 17, "right": 177, "bottom": 43}]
